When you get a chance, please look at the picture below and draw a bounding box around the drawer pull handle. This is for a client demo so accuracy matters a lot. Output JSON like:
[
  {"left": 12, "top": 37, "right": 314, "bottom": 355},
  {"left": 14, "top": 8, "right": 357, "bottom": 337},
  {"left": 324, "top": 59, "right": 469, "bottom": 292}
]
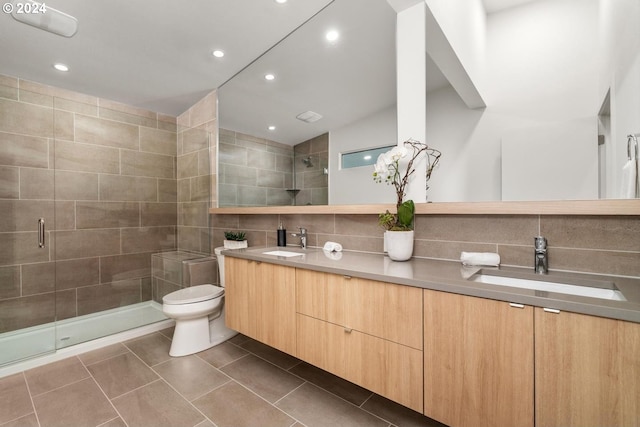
[
  {"left": 543, "top": 308, "right": 560, "bottom": 314},
  {"left": 344, "top": 327, "right": 352, "bottom": 333},
  {"left": 343, "top": 275, "right": 352, "bottom": 280},
  {"left": 509, "top": 303, "right": 525, "bottom": 309}
]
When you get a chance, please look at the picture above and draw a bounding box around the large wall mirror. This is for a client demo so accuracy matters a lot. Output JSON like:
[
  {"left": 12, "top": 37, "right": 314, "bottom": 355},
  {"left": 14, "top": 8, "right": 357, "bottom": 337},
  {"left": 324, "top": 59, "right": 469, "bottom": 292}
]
[{"left": 217, "top": 0, "right": 640, "bottom": 207}]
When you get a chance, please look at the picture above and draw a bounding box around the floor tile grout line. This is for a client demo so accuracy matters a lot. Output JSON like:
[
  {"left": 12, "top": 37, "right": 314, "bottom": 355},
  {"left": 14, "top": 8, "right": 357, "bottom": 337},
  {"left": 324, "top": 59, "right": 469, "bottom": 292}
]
[
  {"left": 79, "top": 346, "right": 132, "bottom": 369},
  {"left": 84, "top": 361, "right": 132, "bottom": 427},
  {"left": 25, "top": 357, "right": 93, "bottom": 398},
  {"left": 20, "top": 371, "right": 43, "bottom": 427}
]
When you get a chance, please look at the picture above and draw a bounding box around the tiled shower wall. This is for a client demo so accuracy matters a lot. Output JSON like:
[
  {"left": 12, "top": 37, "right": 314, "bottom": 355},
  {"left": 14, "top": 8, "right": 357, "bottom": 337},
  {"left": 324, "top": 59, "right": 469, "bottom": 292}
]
[
  {"left": 0, "top": 75, "right": 178, "bottom": 333},
  {"left": 218, "top": 128, "right": 295, "bottom": 207},
  {"left": 176, "top": 90, "right": 216, "bottom": 255},
  {"left": 211, "top": 213, "right": 640, "bottom": 278},
  {"left": 293, "top": 133, "right": 329, "bottom": 206}
]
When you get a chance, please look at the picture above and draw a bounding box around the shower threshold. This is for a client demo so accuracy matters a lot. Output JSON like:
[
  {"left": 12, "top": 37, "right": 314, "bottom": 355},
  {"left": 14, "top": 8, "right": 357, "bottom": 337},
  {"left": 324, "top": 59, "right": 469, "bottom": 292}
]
[{"left": 0, "top": 301, "right": 171, "bottom": 376}]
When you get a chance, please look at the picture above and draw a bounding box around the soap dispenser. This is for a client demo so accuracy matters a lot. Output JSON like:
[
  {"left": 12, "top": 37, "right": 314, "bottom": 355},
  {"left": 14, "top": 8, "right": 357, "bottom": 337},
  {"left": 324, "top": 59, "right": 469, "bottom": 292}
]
[{"left": 277, "top": 222, "right": 287, "bottom": 247}]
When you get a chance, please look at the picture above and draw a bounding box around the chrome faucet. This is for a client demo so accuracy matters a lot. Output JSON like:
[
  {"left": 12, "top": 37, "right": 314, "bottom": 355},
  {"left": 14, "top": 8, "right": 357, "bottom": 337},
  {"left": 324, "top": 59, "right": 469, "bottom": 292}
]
[
  {"left": 534, "top": 236, "right": 548, "bottom": 274},
  {"left": 291, "top": 227, "right": 307, "bottom": 249}
]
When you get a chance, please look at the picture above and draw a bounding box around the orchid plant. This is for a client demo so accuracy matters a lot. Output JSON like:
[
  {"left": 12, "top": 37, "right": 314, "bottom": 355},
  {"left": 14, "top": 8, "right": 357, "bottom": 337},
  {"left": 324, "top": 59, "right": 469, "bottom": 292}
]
[{"left": 373, "top": 139, "right": 441, "bottom": 231}]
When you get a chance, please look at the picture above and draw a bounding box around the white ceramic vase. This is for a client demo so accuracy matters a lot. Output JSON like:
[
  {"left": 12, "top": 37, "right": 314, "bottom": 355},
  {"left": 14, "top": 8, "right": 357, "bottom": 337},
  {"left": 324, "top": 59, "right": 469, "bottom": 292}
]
[{"left": 384, "top": 230, "right": 414, "bottom": 262}]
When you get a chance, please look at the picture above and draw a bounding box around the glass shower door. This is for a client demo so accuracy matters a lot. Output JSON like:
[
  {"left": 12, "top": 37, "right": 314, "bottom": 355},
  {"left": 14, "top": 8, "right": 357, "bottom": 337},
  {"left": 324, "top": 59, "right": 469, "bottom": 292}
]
[{"left": 0, "top": 85, "right": 57, "bottom": 366}]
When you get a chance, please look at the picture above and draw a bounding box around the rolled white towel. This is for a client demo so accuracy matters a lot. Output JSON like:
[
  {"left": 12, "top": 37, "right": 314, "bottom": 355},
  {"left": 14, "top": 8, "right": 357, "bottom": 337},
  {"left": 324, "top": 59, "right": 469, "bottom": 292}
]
[
  {"left": 620, "top": 159, "right": 637, "bottom": 198},
  {"left": 460, "top": 251, "right": 501, "bottom": 267},
  {"left": 323, "top": 241, "right": 343, "bottom": 252}
]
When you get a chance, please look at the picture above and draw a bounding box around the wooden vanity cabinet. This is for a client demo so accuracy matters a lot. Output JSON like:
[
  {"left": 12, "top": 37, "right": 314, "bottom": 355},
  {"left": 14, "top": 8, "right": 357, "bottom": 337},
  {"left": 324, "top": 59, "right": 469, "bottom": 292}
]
[
  {"left": 224, "top": 257, "right": 296, "bottom": 355},
  {"left": 296, "top": 269, "right": 424, "bottom": 412},
  {"left": 535, "top": 308, "right": 640, "bottom": 427},
  {"left": 423, "top": 289, "right": 534, "bottom": 427}
]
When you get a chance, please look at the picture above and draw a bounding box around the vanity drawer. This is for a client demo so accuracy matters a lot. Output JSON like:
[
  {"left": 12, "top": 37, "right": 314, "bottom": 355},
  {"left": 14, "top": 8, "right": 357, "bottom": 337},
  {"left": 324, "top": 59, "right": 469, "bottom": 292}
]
[
  {"left": 297, "top": 313, "right": 423, "bottom": 413},
  {"left": 296, "top": 269, "right": 422, "bottom": 349}
]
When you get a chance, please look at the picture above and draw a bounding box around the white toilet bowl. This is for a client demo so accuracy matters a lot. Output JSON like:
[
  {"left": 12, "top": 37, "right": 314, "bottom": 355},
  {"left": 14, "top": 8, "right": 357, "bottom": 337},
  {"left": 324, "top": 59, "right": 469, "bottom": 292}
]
[{"left": 162, "top": 249, "right": 238, "bottom": 357}]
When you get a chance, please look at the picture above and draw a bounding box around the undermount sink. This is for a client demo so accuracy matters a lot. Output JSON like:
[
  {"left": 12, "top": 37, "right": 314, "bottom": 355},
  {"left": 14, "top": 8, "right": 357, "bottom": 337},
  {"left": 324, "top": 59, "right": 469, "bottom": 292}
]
[
  {"left": 470, "top": 273, "right": 626, "bottom": 301},
  {"left": 262, "top": 250, "right": 305, "bottom": 257}
]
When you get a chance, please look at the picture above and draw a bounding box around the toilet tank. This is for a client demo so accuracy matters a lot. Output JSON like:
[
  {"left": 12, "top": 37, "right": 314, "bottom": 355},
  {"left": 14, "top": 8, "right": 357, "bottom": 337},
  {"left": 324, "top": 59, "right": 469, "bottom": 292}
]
[{"left": 214, "top": 247, "right": 225, "bottom": 287}]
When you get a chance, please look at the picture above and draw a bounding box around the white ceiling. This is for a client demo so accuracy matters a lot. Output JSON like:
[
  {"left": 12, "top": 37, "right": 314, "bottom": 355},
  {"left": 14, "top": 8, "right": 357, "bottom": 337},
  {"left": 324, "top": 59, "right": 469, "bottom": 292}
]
[
  {"left": 0, "top": 0, "right": 333, "bottom": 115},
  {"left": 0, "top": 0, "right": 537, "bottom": 145}
]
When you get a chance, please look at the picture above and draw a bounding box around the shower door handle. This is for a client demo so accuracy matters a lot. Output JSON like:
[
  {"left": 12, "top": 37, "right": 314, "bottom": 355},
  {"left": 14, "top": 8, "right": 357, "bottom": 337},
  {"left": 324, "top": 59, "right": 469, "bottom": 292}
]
[{"left": 38, "top": 218, "right": 45, "bottom": 248}]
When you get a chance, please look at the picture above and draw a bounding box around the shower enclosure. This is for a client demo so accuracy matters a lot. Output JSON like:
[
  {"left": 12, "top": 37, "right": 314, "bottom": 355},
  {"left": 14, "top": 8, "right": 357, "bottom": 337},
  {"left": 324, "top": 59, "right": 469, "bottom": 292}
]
[{"left": 0, "top": 78, "right": 213, "bottom": 367}]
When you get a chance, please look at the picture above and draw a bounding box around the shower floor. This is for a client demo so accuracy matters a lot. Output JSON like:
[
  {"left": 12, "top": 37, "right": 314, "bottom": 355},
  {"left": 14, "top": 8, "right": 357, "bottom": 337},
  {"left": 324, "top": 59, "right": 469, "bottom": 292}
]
[{"left": 0, "top": 301, "right": 167, "bottom": 368}]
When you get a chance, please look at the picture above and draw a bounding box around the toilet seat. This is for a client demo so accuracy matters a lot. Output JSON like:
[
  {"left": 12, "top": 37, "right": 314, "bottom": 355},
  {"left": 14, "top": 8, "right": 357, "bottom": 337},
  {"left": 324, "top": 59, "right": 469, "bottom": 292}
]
[{"left": 163, "top": 284, "right": 224, "bottom": 305}]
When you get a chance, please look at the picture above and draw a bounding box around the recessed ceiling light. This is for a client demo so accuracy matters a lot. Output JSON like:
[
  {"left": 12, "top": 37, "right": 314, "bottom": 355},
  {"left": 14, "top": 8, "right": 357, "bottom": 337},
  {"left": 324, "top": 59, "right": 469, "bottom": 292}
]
[
  {"left": 275, "top": 0, "right": 287, "bottom": 3},
  {"left": 53, "top": 63, "right": 69, "bottom": 72},
  {"left": 212, "top": 49, "right": 224, "bottom": 58},
  {"left": 325, "top": 29, "right": 340, "bottom": 42},
  {"left": 268, "top": 125, "right": 276, "bottom": 131},
  {"left": 264, "top": 73, "right": 275, "bottom": 81}
]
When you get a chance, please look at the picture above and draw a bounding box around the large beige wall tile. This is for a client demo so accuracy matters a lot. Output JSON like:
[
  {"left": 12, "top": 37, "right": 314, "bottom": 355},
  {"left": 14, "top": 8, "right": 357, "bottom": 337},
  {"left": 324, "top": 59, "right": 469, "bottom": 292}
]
[
  {"left": 53, "top": 229, "right": 121, "bottom": 260},
  {"left": 140, "top": 127, "right": 177, "bottom": 156},
  {"left": 55, "top": 289, "right": 78, "bottom": 320},
  {"left": 0, "top": 232, "right": 50, "bottom": 266},
  {"left": 415, "top": 214, "right": 539, "bottom": 245},
  {"left": 0, "top": 266, "right": 20, "bottom": 299},
  {"left": 100, "top": 253, "right": 152, "bottom": 283},
  {"left": 55, "top": 140, "right": 120, "bottom": 174},
  {"left": 0, "top": 132, "right": 49, "bottom": 168},
  {"left": 77, "top": 280, "right": 142, "bottom": 315},
  {"left": 177, "top": 152, "right": 199, "bottom": 179},
  {"left": 99, "top": 175, "right": 157, "bottom": 202},
  {"left": 541, "top": 216, "right": 640, "bottom": 251},
  {"left": 180, "top": 127, "right": 210, "bottom": 154},
  {"left": 548, "top": 247, "right": 640, "bottom": 277},
  {"left": 20, "top": 79, "right": 97, "bottom": 105},
  {"left": 54, "top": 201, "right": 76, "bottom": 230},
  {"left": 55, "top": 171, "right": 99, "bottom": 201},
  {"left": 266, "top": 189, "right": 291, "bottom": 206},
  {"left": 121, "top": 150, "right": 175, "bottom": 179},
  {"left": 76, "top": 201, "right": 140, "bottom": 229},
  {"left": 99, "top": 108, "right": 157, "bottom": 128},
  {"left": 141, "top": 202, "right": 177, "bottom": 227},
  {"left": 54, "top": 110, "right": 74, "bottom": 140},
  {"left": 158, "top": 178, "right": 177, "bottom": 203},
  {"left": 20, "top": 168, "right": 53, "bottom": 199},
  {"left": 180, "top": 202, "right": 209, "bottom": 227},
  {"left": 121, "top": 227, "right": 176, "bottom": 253},
  {"left": 75, "top": 115, "right": 139, "bottom": 150},
  {"left": 98, "top": 98, "right": 157, "bottom": 120},
  {"left": 190, "top": 175, "right": 211, "bottom": 202},
  {"left": 0, "top": 200, "right": 55, "bottom": 232},
  {"left": 0, "top": 166, "right": 19, "bottom": 199},
  {"left": 0, "top": 293, "right": 55, "bottom": 332},
  {"left": 0, "top": 99, "right": 53, "bottom": 138},
  {"left": 55, "top": 258, "right": 101, "bottom": 289}
]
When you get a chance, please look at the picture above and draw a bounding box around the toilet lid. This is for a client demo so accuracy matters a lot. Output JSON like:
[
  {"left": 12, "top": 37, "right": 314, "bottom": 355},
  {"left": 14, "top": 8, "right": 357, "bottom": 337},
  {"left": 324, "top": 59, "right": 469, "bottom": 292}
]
[{"left": 162, "top": 284, "right": 224, "bottom": 305}]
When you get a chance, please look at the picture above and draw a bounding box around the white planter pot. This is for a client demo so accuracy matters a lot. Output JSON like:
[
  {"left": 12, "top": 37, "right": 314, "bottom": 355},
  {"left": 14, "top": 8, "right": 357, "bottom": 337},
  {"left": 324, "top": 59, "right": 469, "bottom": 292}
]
[
  {"left": 384, "top": 230, "right": 414, "bottom": 262},
  {"left": 223, "top": 240, "right": 248, "bottom": 250}
]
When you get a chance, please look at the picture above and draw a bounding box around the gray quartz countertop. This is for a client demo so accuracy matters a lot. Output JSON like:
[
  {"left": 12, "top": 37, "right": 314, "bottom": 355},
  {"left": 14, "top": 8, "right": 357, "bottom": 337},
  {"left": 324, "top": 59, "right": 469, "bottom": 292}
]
[{"left": 222, "top": 246, "right": 640, "bottom": 324}]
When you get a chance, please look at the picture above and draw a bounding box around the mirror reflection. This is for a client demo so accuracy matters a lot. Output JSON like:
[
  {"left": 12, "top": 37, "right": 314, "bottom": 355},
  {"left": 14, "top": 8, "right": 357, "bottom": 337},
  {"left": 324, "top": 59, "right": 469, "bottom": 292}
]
[{"left": 218, "top": 0, "right": 640, "bottom": 207}]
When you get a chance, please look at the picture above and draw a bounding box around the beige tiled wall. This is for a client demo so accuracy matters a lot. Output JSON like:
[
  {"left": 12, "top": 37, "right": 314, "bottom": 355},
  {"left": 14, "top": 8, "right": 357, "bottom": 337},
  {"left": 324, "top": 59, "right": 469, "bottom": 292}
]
[
  {"left": 0, "top": 74, "right": 178, "bottom": 333},
  {"left": 211, "top": 213, "right": 640, "bottom": 278},
  {"left": 293, "top": 133, "right": 329, "bottom": 206},
  {"left": 218, "top": 128, "right": 295, "bottom": 207},
  {"left": 176, "top": 91, "right": 216, "bottom": 254}
]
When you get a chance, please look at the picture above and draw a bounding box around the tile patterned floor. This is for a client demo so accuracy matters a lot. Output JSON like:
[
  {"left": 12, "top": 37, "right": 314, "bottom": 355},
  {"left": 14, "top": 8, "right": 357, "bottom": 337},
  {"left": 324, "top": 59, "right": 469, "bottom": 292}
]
[{"left": 0, "top": 328, "right": 447, "bottom": 427}]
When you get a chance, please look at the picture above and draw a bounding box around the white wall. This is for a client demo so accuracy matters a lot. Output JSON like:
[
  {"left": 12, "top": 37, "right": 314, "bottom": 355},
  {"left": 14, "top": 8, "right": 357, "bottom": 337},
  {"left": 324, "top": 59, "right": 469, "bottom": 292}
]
[
  {"left": 425, "top": 0, "right": 602, "bottom": 201},
  {"left": 329, "top": 107, "right": 397, "bottom": 205},
  {"left": 599, "top": 0, "right": 640, "bottom": 198}
]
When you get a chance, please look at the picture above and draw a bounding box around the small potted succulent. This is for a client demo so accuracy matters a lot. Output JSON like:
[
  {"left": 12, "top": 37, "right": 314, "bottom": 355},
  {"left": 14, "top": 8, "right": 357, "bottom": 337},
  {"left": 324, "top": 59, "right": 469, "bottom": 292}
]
[{"left": 223, "top": 231, "right": 248, "bottom": 249}]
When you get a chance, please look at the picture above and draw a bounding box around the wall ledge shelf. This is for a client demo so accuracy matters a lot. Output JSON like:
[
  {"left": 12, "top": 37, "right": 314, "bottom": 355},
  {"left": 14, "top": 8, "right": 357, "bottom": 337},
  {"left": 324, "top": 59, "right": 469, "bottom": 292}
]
[{"left": 210, "top": 199, "right": 640, "bottom": 216}]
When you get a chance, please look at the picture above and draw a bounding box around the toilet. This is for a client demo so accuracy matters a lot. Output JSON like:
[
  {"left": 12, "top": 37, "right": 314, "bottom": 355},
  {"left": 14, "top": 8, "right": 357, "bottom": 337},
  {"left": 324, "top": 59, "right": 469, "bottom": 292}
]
[{"left": 162, "top": 248, "right": 238, "bottom": 357}]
